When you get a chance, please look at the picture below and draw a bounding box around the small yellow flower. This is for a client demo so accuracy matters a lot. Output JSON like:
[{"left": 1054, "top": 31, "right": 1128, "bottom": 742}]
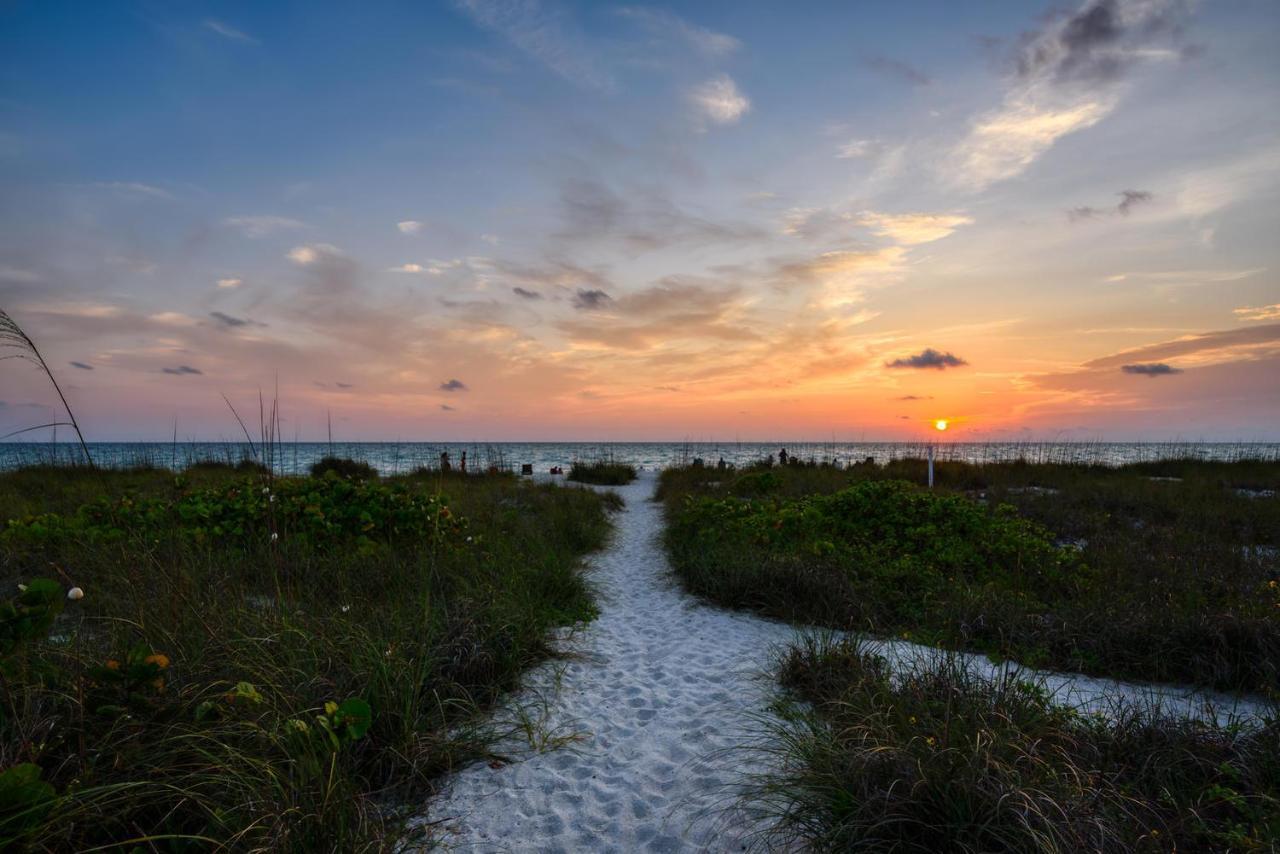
[
  {"left": 324, "top": 701, "right": 339, "bottom": 716},
  {"left": 908, "top": 716, "right": 917, "bottom": 725},
  {"left": 926, "top": 736, "right": 936, "bottom": 746},
  {"left": 1269, "top": 580, "right": 1277, "bottom": 589},
  {"left": 144, "top": 653, "right": 170, "bottom": 669}
]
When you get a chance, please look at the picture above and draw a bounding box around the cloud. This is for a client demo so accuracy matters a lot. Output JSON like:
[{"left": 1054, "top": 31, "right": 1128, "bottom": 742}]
[
  {"left": 162, "top": 365, "right": 203, "bottom": 376},
  {"left": 572, "top": 288, "right": 613, "bottom": 310},
  {"left": 860, "top": 211, "right": 973, "bottom": 245},
  {"left": 336, "top": 382, "right": 354, "bottom": 389},
  {"left": 287, "top": 243, "right": 342, "bottom": 265},
  {"left": 69, "top": 361, "right": 93, "bottom": 370},
  {"left": 886, "top": 348, "right": 968, "bottom": 370},
  {"left": 387, "top": 263, "right": 426, "bottom": 273},
  {"left": 88, "top": 181, "right": 173, "bottom": 199},
  {"left": 616, "top": 7, "right": 740, "bottom": 55},
  {"left": 863, "top": 55, "right": 930, "bottom": 86},
  {"left": 1235, "top": 304, "right": 1280, "bottom": 322},
  {"left": 1086, "top": 324, "right": 1280, "bottom": 369},
  {"left": 440, "top": 378, "right": 468, "bottom": 392},
  {"left": 836, "top": 139, "right": 883, "bottom": 160},
  {"left": 1069, "top": 189, "right": 1154, "bottom": 221},
  {"left": 397, "top": 220, "right": 423, "bottom": 234},
  {"left": 225, "top": 215, "right": 307, "bottom": 238},
  {"left": 202, "top": 19, "right": 258, "bottom": 44},
  {"left": 209, "top": 311, "right": 261, "bottom": 328},
  {"left": 453, "top": 0, "right": 615, "bottom": 90},
  {"left": 0, "top": 266, "right": 42, "bottom": 283},
  {"left": 949, "top": 0, "right": 1191, "bottom": 191},
  {"left": 1014, "top": 0, "right": 1186, "bottom": 87},
  {"left": 512, "top": 286, "right": 543, "bottom": 299},
  {"left": 1116, "top": 189, "right": 1152, "bottom": 214},
  {"left": 216, "top": 277, "right": 243, "bottom": 289},
  {"left": 689, "top": 74, "right": 750, "bottom": 126},
  {"left": 895, "top": 394, "right": 932, "bottom": 400},
  {"left": 440, "top": 404, "right": 456, "bottom": 411},
  {"left": 557, "top": 279, "right": 756, "bottom": 350},
  {"left": 1121, "top": 362, "right": 1181, "bottom": 376},
  {"left": 555, "top": 177, "right": 765, "bottom": 250}
]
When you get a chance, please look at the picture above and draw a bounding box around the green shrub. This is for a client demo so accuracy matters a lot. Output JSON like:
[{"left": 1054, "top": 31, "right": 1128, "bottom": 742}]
[
  {"left": 309, "top": 456, "right": 378, "bottom": 480},
  {"left": 568, "top": 461, "right": 637, "bottom": 485}
]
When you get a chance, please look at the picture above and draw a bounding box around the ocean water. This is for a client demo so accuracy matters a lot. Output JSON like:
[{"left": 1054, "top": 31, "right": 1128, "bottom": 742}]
[{"left": 2, "top": 441, "right": 1277, "bottom": 474}]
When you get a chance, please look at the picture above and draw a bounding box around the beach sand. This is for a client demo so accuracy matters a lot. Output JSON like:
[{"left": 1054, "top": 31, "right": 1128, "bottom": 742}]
[{"left": 416, "top": 471, "right": 1264, "bottom": 852}]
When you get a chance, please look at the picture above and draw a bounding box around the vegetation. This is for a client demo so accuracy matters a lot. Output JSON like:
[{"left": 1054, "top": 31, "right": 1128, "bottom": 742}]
[
  {"left": 309, "top": 456, "right": 379, "bottom": 480},
  {"left": 568, "top": 460, "right": 637, "bottom": 486},
  {"left": 751, "top": 635, "right": 1279, "bottom": 852},
  {"left": 0, "top": 464, "right": 616, "bottom": 851},
  {"left": 660, "top": 457, "right": 1280, "bottom": 691}
]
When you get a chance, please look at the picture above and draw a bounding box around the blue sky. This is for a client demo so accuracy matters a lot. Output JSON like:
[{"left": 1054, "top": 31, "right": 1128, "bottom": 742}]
[{"left": 2, "top": 1, "right": 1278, "bottom": 441}]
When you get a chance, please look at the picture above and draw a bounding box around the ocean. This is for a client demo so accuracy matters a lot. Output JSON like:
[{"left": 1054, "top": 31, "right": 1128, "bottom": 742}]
[{"left": 2, "top": 441, "right": 1278, "bottom": 474}]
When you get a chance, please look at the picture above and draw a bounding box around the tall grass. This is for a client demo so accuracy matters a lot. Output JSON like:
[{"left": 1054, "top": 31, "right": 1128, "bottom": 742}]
[
  {"left": 0, "top": 464, "right": 617, "bottom": 850},
  {"left": 747, "top": 635, "right": 1279, "bottom": 852}
]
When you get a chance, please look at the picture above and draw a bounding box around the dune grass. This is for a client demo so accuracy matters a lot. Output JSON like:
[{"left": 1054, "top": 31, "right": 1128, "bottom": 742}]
[
  {"left": 0, "top": 464, "right": 616, "bottom": 851},
  {"left": 750, "top": 635, "right": 1279, "bottom": 852},
  {"left": 660, "top": 457, "right": 1280, "bottom": 692},
  {"left": 567, "top": 461, "right": 637, "bottom": 486}
]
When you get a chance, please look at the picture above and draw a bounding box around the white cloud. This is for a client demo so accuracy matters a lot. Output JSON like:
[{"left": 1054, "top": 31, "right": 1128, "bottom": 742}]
[
  {"left": 387, "top": 263, "right": 426, "bottom": 273},
  {"left": 149, "top": 311, "right": 198, "bottom": 326},
  {"left": 224, "top": 215, "right": 307, "bottom": 238},
  {"left": 397, "top": 220, "right": 424, "bottom": 234},
  {"left": 216, "top": 277, "right": 243, "bottom": 289},
  {"left": 949, "top": 96, "right": 1112, "bottom": 191},
  {"left": 202, "top": 19, "right": 258, "bottom": 44},
  {"left": 859, "top": 211, "right": 974, "bottom": 245},
  {"left": 689, "top": 74, "right": 750, "bottom": 126},
  {"left": 0, "top": 266, "right": 42, "bottom": 283},
  {"left": 287, "top": 243, "right": 341, "bottom": 265}
]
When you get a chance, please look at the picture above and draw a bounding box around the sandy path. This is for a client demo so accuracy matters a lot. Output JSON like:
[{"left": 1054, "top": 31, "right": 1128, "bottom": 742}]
[{"left": 416, "top": 471, "right": 1263, "bottom": 852}]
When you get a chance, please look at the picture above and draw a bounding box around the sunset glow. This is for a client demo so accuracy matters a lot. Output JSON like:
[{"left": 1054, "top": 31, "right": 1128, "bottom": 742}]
[
  {"left": 934, "top": 420, "right": 949, "bottom": 432},
  {"left": 1, "top": 2, "right": 1277, "bottom": 442}
]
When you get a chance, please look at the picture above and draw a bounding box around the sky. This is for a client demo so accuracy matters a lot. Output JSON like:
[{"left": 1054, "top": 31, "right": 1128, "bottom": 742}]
[{"left": 1, "top": 0, "right": 1278, "bottom": 442}]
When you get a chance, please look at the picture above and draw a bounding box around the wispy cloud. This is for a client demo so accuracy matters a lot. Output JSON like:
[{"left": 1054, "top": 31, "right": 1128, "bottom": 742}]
[
  {"left": 689, "top": 74, "right": 750, "bottom": 127},
  {"left": 615, "top": 7, "right": 740, "bottom": 56},
  {"left": 216, "top": 277, "right": 243, "bottom": 289},
  {"left": 886, "top": 348, "right": 968, "bottom": 370},
  {"left": 1235, "top": 304, "right": 1280, "bottom": 321},
  {"left": 224, "top": 215, "right": 307, "bottom": 238},
  {"left": 397, "top": 220, "right": 424, "bottom": 234},
  {"left": 860, "top": 211, "right": 973, "bottom": 245},
  {"left": 88, "top": 181, "right": 173, "bottom": 199},
  {"left": 162, "top": 365, "right": 202, "bottom": 376},
  {"left": 440, "top": 378, "right": 468, "bottom": 392},
  {"left": 1069, "top": 188, "right": 1153, "bottom": 221},
  {"left": 202, "top": 19, "right": 258, "bottom": 45},
  {"left": 69, "top": 361, "right": 93, "bottom": 370},
  {"left": 453, "top": 0, "right": 614, "bottom": 90},
  {"left": 949, "top": 0, "right": 1191, "bottom": 191},
  {"left": 572, "top": 288, "right": 613, "bottom": 310}
]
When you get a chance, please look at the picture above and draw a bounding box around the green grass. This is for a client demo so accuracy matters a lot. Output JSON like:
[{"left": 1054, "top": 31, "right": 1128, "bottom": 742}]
[
  {"left": 751, "top": 635, "right": 1279, "bottom": 852},
  {"left": 0, "top": 464, "right": 616, "bottom": 851},
  {"left": 660, "top": 458, "right": 1280, "bottom": 691},
  {"left": 567, "top": 461, "right": 637, "bottom": 486}
]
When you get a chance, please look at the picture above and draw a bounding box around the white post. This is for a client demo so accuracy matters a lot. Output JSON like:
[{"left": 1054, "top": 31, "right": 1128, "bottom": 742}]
[{"left": 928, "top": 444, "right": 934, "bottom": 489}]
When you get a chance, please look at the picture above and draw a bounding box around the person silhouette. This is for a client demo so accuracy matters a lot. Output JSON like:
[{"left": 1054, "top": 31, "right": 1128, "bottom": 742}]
[
  {"left": 779, "top": 448, "right": 789, "bottom": 466},
  {"left": 440, "top": 451, "right": 451, "bottom": 472}
]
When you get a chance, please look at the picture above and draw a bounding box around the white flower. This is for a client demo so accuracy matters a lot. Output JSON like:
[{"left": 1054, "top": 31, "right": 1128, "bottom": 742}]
[
  {"left": 341, "top": 605, "right": 350, "bottom": 613},
  {"left": 466, "top": 536, "right": 473, "bottom": 543},
  {"left": 269, "top": 494, "right": 276, "bottom": 503},
  {"left": 17, "top": 583, "right": 27, "bottom": 592},
  {"left": 262, "top": 486, "right": 270, "bottom": 494},
  {"left": 66, "top": 587, "right": 84, "bottom": 601},
  {"left": 270, "top": 532, "right": 279, "bottom": 542}
]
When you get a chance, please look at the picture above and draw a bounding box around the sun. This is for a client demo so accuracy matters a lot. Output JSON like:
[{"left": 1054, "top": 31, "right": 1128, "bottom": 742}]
[{"left": 934, "top": 419, "right": 949, "bottom": 431}]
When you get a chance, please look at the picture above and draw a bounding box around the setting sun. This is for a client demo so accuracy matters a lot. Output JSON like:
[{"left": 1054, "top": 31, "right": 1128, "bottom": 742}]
[{"left": 934, "top": 420, "right": 949, "bottom": 431}]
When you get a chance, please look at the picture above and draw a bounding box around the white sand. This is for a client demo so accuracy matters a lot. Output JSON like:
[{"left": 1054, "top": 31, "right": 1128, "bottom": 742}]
[{"left": 415, "top": 471, "right": 1265, "bottom": 852}]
